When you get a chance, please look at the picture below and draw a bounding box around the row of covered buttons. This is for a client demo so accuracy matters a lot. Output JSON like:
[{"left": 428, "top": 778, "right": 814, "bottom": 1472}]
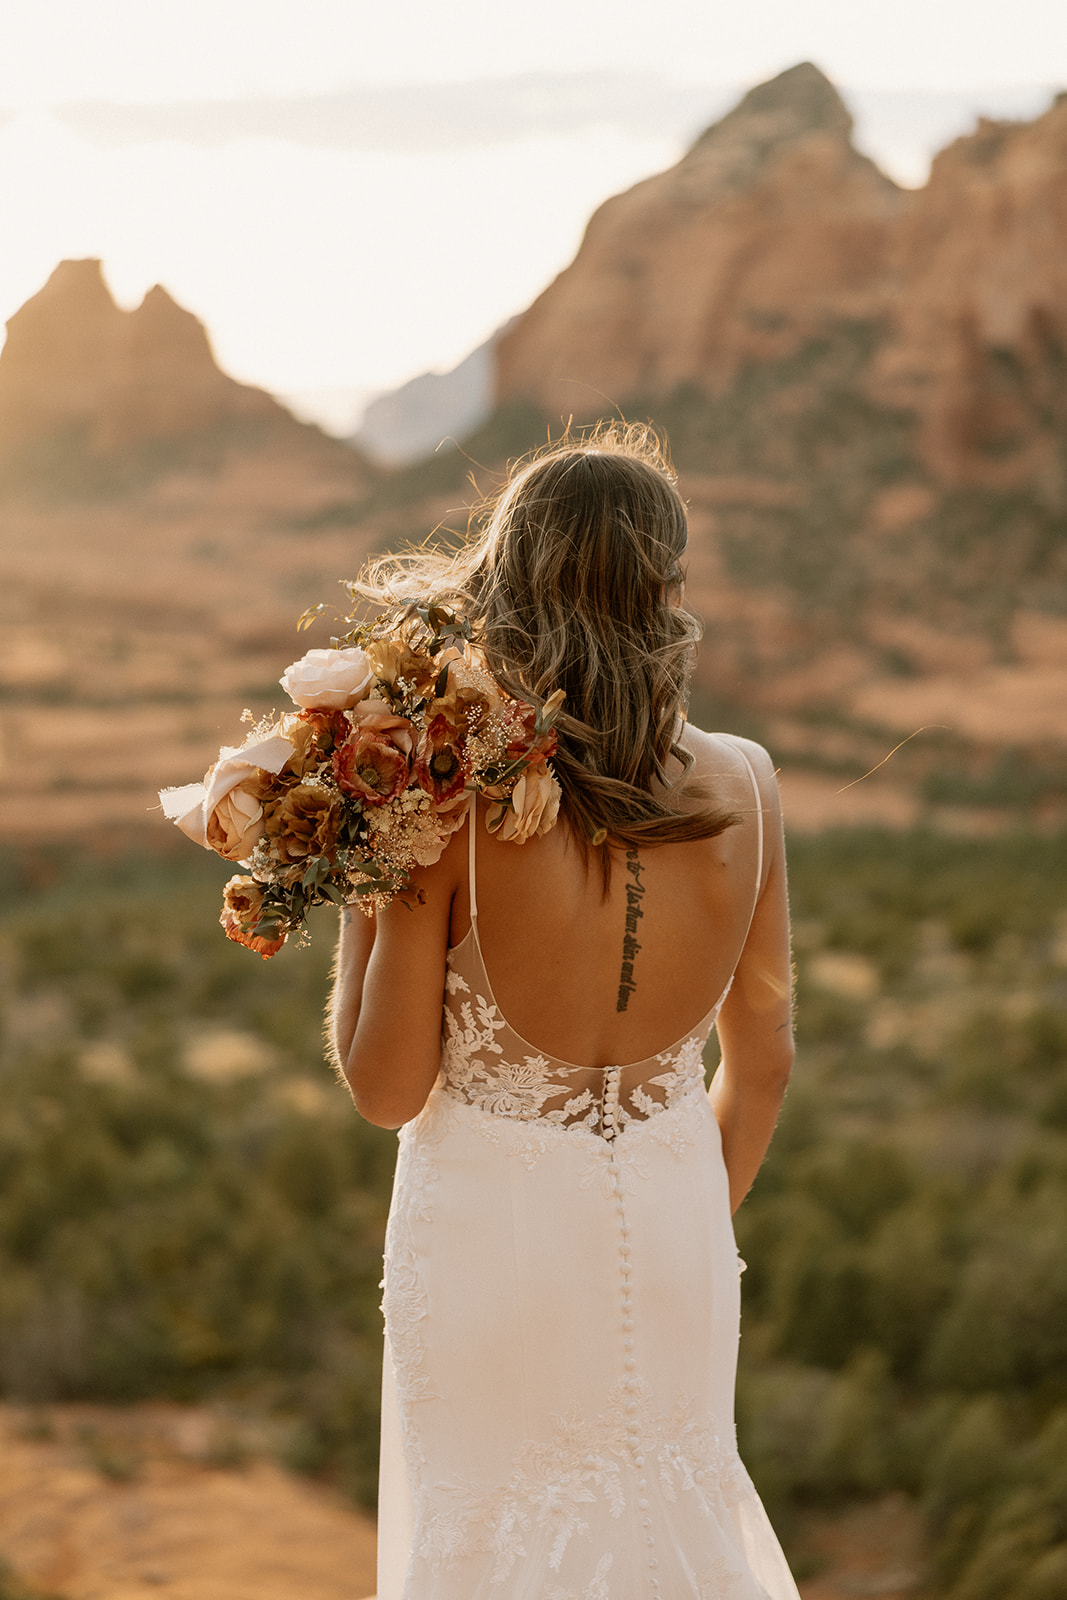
[
  {"left": 611, "top": 1144, "right": 659, "bottom": 1591},
  {"left": 602, "top": 1064, "right": 621, "bottom": 1141}
]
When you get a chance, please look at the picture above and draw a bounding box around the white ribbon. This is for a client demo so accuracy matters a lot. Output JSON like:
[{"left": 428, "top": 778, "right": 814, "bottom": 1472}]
[{"left": 158, "top": 732, "right": 294, "bottom": 848}]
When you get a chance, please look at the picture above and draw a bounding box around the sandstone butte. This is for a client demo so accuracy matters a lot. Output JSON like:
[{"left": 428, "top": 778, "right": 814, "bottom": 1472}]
[
  {"left": 0, "top": 261, "right": 387, "bottom": 846},
  {"left": 494, "top": 60, "right": 1067, "bottom": 500},
  {"left": 0, "top": 257, "right": 373, "bottom": 493},
  {"left": 496, "top": 62, "right": 908, "bottom": 415},
  {"left": 494, "top": 61, "right": 1067, "bottom": 814}
]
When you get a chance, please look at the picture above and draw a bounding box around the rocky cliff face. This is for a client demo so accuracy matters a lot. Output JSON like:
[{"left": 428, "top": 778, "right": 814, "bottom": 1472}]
[
  {"left": 496, "top": 64, "right": 1067, "bottom": 514},
  {"left": 873, "top": 98, "right": 1067, "bottom": 495},
  {"left": 0, "top": 259, "right": 364, "bottom": 490},
  {"left": 495, "top": 64, "right": 907, "bottom": 415}
]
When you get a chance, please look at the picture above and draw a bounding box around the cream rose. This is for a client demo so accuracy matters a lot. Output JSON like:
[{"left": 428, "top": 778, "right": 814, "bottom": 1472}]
[
  {"left": 207, "top": 779, "right": 266, "bottom": 861},
  {"left": 279, "top": 647, "right": 373, "bottom": 710},
  {"left": 159, "top": 730, "right": 295, "bottom": 856},
  {"left": 489, "top": 762, "right": 561, "bottom": 844}
]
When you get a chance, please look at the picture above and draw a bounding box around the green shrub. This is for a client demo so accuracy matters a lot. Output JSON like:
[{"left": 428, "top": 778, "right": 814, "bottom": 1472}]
[{"left": 1, "top": 826, "right": 1066, "bottom": 1581}]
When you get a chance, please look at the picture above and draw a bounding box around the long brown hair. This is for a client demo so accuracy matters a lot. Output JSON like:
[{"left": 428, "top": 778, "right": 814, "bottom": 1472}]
[{"left": 353, "top": 422, "right": 737, "bottom": 855}]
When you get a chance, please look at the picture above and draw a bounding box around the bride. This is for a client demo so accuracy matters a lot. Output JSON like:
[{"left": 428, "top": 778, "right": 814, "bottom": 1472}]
[{"left": 330, "top": 424, "right": 799, "bottom": 1600}]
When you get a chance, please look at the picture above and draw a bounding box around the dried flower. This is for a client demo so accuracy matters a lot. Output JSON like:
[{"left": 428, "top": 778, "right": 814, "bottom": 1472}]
[
  {"left": 486, "top": 760, "right": 561, "bottom": 843},
  {"left": 334, "top": 727, "right": 411, "bottom": 806},
  {"left": 263, "top": 783, "right": 340, "bottom": 864},
  {"left": 414, "top": 712, "right": 470, "bottom": 805},
  {"left": 220, "top": 875, "right": 287, "bottom": 958},
  {"left": 283, "top": 708, "right": 351, "bottom": 776}
]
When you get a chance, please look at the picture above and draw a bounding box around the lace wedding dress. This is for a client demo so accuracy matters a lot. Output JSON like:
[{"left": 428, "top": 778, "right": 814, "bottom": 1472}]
[{"left": 377, "top": 750, "right": 801, "bottom": 1600}]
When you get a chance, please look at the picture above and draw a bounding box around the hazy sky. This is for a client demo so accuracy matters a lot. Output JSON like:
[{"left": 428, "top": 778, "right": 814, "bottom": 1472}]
[
  {"left": 2, "top": 1, "right": 1065, "bottom": 429},
  {"left": 6, "top": 0, "right": 1066, "bottom": 100}
]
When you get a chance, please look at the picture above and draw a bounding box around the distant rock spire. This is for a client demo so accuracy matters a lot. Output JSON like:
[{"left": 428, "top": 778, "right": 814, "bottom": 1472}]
[
  {"left": 695, "top": 61, "right": 854, "bottom": 146},
  {"left": 0, "top": 259, "right": 303, "bottom": 475}
]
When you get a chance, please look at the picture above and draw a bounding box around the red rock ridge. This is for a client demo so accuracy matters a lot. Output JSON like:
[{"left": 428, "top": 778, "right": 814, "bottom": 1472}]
[
  {"left": 495, "top": 63, "right": 1067, "bottom": 512},
  {"left": 494, "top": 63, "right": 907, "bottom": 416},
  {"left": 871, "top": 96, "right": 1067, "bottom": 492},
  {"left": 0, "top": 259, "right": 315, "bottom": 461}
]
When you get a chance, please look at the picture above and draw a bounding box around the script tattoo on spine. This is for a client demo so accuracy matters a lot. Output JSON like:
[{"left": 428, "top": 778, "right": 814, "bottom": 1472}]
[{"left": 616, "top": 849, "right": 646, "bottom": 1012}]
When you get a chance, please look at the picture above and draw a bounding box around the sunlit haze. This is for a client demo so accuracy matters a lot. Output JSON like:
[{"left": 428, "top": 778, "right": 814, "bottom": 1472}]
[{"left": 2, "top": 0, "right": 1065, "bottom": 430}]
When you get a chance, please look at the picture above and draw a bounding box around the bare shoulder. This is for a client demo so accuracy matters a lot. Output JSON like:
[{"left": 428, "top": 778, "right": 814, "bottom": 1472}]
[{"left": 680, "top": 725, "right": 778, "bottom": 803}]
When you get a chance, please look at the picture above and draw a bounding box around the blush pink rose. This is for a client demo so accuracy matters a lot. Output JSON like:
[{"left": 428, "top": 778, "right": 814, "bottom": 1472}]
[{"left": 487, "top": 761, "right": 561, "bottom": 844}]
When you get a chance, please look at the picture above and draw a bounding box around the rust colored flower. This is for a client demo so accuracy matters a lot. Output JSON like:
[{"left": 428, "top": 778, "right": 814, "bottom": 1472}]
[
  {"left": 349, "top": 706, "right": 416, "bottom": 757},
  {"left": 502, "top": 702, "right": 558, "bottom": 763},
  {"left": 219, "top": 875, "right": 287, "bottom": 959},
  {"left": 283, "top": 709, "right": 350, "bottom": 776},
  {"left": 414, "top": 712, "right": 470, "bottom": 805},
  {"left": 263, "top": 783, "right": 340, "bottom": 864},
  {"left": 333, "top": 728, "right": 411, "bottom": 806}
]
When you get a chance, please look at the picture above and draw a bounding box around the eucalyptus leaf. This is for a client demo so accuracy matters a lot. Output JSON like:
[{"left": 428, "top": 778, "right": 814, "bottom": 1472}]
[
  {"left": 302, "top": 856, "right": 330, "bottom": 888},
  {"left": 297, "top": 601, "right": 327, "bottom": 632}
]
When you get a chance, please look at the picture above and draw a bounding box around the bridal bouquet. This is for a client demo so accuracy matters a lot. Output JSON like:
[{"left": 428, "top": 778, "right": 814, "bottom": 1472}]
[{"left": 160, "top": 604, "right": 564, "bottom": 957}]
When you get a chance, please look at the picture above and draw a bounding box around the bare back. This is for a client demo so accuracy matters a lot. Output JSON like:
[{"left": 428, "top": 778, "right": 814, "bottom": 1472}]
[{"left": 447, "top": 729, "right": 771, "bottom": 1071}]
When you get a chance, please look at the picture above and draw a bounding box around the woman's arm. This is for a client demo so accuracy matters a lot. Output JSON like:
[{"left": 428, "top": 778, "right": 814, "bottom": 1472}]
[
  {"left": 328, "top": 824, "right": 462, "bottom": 1128},
  {"left": 709, "top": 746, "right": 795, "bottom": 1214},
  {"left": 327, "top": 903, "right": 378, "bottom": 1071}
]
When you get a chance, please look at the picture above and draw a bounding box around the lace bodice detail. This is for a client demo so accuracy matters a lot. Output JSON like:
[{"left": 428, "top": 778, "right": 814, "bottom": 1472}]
[
  {"left": 435, "top": 774, "right": 761, "bottom": 1144},
  {"left": 439, "top": 929, "right": 725, "bottom": 1141}
]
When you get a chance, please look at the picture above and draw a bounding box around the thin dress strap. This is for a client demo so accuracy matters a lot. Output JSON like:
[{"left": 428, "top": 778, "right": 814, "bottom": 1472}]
[
  {"left": 467, "top": 793, "right": 479, "bottom": 922},
  {"left": 732, "top": 742, "right": 764, "bottom": 944}
]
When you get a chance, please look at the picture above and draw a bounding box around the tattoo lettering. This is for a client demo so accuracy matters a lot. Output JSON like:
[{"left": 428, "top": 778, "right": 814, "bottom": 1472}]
[{"left": 616, "top": 848, "right": 646, "bottom": 1012}]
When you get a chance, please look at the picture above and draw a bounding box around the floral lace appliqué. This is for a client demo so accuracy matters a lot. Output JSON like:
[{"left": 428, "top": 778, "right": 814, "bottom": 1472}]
[
  {"left": 412, "top": 1377, "right": 756, "bottom": 1590},
  {"left": 440, "top": 969, "right": 709, "bottom": 1147}
]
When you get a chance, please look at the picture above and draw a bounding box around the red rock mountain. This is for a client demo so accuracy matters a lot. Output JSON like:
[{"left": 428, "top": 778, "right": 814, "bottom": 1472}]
[
  {"left": 872, "top": 101, "right": 1067, "bottom": 492},
  {"left": 488, "top": 64, "right": 1067, "bottom": 814},
  {"left": 496, "top": 64, "right": 907, "bottom": 413},
  {"left": 0, "top": 259, "right": 365, "bottom": 489},
  {"left": 496, "top": 63, "right": 1067, "bottom": 510}
]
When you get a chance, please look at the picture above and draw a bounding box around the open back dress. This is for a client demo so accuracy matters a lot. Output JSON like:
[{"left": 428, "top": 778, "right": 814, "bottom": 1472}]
[{"left": 377, "top": 744, "right": 801, "bottom": 1600}]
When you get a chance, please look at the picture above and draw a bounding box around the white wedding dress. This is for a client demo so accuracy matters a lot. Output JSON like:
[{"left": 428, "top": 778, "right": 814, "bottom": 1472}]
[{"left": 377, "top": 752, "right": 801, "bottom": 1600}]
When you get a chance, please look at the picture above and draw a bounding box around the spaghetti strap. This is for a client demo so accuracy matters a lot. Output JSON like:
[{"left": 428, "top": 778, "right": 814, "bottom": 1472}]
[
  {"left": 467, "top": 793, "right": 479, "bottom": 923},
  {"left": 730, "top": 740, "right": 764, "bottom": 944}
]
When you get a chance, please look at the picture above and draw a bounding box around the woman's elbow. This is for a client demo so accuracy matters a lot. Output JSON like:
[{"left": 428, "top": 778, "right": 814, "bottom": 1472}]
[
  {"left": 349, "top": 1091, "right": 409, "bottom": 1130},
  {"left": 342, "top": 1053, "right": 438, "bottom": 1130},
  {"left": 723, "top": 1032, "right": 795, "bottom": 1100}
]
